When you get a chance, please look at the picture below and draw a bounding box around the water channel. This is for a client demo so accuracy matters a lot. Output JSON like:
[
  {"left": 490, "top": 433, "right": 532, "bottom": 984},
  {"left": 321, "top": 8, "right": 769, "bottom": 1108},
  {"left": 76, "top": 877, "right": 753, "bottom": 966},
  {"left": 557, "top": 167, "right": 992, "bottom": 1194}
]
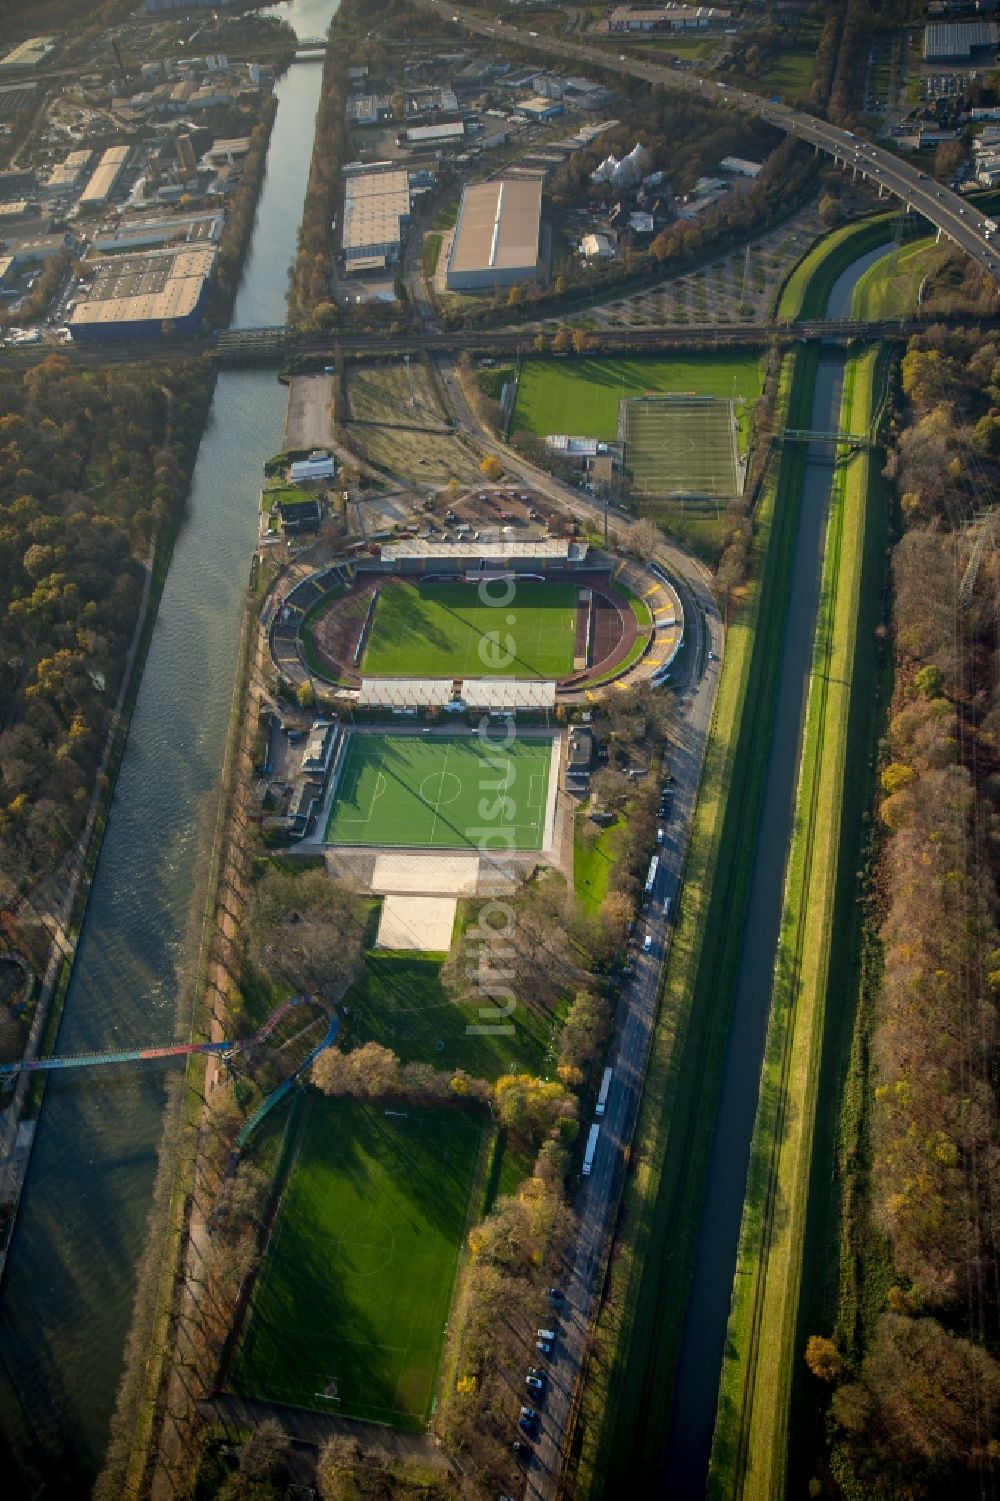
[
  {"left": 0, "top": 4, "right": 336, "bottom": 1492},
  {"left": 660, "top": 242, "right": 890, "bottom": 1497}
]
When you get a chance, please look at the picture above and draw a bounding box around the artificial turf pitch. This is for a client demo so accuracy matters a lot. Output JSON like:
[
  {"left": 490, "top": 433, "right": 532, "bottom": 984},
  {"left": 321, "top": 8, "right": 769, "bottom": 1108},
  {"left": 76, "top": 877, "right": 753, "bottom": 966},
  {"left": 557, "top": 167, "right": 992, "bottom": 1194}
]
[
  {"left": 233, "top": 1095, "right": 482, "bottom": 1427},
  {"left": 361, "top": 580, "right": 577, "bottom": 679},
  {"left": 325, "top": 732, "right": 554, "bottom": 850},
  {"left": 625, "top": 396, "right": 739, "bottom": 498}
]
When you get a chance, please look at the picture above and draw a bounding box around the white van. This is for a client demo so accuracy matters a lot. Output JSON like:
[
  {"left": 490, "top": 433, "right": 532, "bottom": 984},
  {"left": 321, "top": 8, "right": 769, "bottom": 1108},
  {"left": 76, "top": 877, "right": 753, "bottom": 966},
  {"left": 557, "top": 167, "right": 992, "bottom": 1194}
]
[{"left": 642, "top": 933, "right": 653, "bottom": 954}]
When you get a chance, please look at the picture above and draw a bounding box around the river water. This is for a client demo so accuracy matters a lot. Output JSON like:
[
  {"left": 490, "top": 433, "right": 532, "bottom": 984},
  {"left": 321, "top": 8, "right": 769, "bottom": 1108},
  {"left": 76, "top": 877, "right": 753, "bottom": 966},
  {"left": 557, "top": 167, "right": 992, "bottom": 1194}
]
[
  {"left": 661, "top": 244, "right": 890, "bottom": 1497},
  {"left": 0, "top": 6, "right": 336, "bottom": 1494}
]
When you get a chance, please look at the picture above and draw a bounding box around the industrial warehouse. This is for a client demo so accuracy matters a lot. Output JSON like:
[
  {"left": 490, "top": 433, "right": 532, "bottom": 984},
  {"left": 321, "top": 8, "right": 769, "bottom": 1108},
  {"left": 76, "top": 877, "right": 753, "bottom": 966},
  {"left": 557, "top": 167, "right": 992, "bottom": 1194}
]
[
  {"left": 445, "top": 177, "right": 543, "bottom": 292},
  {"left": 68, "top": 244, "right": 216, "bottom": 340},
  {"left": 341, "top": 167, "right": 412, "bottom": 269}
]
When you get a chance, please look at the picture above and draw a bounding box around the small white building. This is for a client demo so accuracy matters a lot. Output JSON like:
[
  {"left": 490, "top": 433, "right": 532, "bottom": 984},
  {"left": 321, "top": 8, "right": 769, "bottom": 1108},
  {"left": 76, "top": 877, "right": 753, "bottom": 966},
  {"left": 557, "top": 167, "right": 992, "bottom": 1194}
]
[
  {"left": 719, "top": 155, "right": 762, "bottom": 179},
  {"left": 581, "top": 231, "right": 615, "bottom": 259},
  {"left": 290, "top": 451, "right": 336, "bottom": 484}
]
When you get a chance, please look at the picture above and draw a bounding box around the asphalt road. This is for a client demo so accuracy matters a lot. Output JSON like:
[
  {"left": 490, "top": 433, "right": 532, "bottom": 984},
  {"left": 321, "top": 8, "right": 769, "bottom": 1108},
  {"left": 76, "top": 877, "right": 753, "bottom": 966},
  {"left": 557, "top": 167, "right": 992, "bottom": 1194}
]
[
  {"left": 431, "top": 352, "right": 721, "bottom": 1500},
  {"left": 413, "top": 0, "right": 1000, "bottom": 278}
]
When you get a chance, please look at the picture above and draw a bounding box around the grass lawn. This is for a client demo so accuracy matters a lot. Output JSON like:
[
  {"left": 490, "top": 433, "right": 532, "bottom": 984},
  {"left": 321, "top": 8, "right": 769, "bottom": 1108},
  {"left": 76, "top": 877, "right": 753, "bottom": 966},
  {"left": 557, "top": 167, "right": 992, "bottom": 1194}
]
[
  {"left": 572, "top": 344, "right": 820, "bottom": 1500},
  {"left": 760, "top": 48, "right": 815, "bottom": 97},
  {"left": 709, "top": 346, "right": 887, "bottom": 1500},
  {"left": 261, "top": 483, "right": 311, "bottom": 511},
  {"left": 574, "top": 814, "right": 617, "bottom": 916},
  {"left": 344, "top": 951, "right": 548, "bottom": 1081},
  {"left": 850, "top": 236, "right": 940, "bottom": 319},
  {"left": 362, "top": 580, "right": 577, "bottom": 680},
  {"left": 513, "top": 355, "right": 764, "bottom": 443},
  {"left": 325, "top": 732, "right": 555, "bottom": 852},
  {"left": 233, "top": 1093, "right": 482, "bottom": 1428}
]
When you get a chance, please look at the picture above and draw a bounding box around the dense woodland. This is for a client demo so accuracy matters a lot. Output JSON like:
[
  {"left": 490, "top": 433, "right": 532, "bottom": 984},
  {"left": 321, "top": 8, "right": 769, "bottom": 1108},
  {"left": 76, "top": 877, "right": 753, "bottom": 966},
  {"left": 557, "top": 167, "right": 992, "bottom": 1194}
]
[
  {"left": 0, "top": 357, "right": 214, "bottom": 904},
  {"left": 817, "top": 318, "right": 1000, "bottom": 1493}
]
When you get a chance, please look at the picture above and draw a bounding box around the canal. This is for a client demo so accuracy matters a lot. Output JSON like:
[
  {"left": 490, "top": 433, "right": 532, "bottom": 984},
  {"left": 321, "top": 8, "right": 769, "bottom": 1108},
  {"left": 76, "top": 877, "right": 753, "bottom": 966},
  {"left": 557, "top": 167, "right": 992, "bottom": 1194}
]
[
  {"left": 0, "top": 4, "right": 337, "bottom": 1494},
  {"left": 661, "top": 243, "right": 890, "bottom": 1498}
]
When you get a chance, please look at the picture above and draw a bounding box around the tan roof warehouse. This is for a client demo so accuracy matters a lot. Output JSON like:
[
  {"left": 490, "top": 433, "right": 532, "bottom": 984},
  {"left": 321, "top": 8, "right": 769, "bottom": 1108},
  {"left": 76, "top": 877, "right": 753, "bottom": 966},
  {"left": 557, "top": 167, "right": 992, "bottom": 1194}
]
[{"left": 445, "top": 178, "right": 542, "bottom": 291}]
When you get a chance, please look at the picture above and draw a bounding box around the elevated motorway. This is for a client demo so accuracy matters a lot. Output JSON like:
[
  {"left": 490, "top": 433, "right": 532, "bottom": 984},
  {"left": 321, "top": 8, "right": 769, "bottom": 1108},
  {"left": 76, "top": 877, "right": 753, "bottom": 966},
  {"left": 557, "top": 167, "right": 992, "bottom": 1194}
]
[{"left": 414, "top": 0, "right": 1000, "bottom": 278}]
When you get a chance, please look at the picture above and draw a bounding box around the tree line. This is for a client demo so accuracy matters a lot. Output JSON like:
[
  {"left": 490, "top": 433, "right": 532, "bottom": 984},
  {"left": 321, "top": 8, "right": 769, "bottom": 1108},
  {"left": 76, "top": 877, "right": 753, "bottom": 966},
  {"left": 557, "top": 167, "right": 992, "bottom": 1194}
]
[
  {"left": 0, "top": 355, "right": 214, "bottom": 908},
  {"left": 814, "top": 316, "right": 1000, "bottom": 1494}
]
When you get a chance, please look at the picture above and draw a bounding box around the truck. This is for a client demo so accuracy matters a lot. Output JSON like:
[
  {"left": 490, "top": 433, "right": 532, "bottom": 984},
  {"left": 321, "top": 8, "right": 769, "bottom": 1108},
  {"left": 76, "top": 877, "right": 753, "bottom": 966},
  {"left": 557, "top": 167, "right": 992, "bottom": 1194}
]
[
  {"left": 583, "top": 1122, "right": 600, "bottom": 1177},
  {"left": 596, "top": 1066, "right": 612, "bottom": 1118}
]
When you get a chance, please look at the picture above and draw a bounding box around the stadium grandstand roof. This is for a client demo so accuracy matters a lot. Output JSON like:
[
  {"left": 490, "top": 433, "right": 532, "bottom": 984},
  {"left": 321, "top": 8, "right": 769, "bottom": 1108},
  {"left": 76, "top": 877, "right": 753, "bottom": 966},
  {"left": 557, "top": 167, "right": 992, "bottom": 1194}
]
[
  {"left": 379, "top": 538, "right": 577, "bottom": 562},
  {"left": 463, "top": 680, "right": 557, "bottom": 710},
  {"left": 357, "top": 678, "right": 455, "bottom": 709}
]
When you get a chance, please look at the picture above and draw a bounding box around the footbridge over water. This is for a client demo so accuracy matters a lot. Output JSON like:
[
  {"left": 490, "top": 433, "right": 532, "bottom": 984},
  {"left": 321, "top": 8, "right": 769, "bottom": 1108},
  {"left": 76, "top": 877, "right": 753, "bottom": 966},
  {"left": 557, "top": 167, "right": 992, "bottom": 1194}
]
[{"left": 0, "top": 994, "right": 330, "bottom": 1078}]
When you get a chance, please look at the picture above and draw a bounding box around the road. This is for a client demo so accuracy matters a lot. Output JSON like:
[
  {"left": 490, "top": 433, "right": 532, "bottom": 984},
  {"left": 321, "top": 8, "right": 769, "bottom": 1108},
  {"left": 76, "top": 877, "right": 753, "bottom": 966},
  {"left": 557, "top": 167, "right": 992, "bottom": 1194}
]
[
  {"left": 413, "top": 0, "right": 1000, "bottom": 277},
  {"left": 522, "top": 634, "right": 719, "bottom": 1501},
  {"left": 430, "top": 352, "right": 721, "bottom": 1500}
]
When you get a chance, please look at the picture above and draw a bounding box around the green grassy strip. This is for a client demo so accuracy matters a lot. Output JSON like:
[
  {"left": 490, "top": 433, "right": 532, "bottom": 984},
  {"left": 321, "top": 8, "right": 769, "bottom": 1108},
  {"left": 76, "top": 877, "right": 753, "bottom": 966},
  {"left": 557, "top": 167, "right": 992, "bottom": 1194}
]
[
  {"left": 574, "top": 813, "right": 616, "bottom": 915},
  {"left": 571, "top": 343, "right": 818, "bottom": 1499},
  {"left": 850, "top": 237, "right": 941, "bottom": 320},
  {"left": 777, "top": 217, "right": 898, "bottom": 321},
  {"left": 421, "top": 232, "right": 442, "bottom": 279},
  {"left": 707, "top": 346, "right": 883, "bottom": 1500}
]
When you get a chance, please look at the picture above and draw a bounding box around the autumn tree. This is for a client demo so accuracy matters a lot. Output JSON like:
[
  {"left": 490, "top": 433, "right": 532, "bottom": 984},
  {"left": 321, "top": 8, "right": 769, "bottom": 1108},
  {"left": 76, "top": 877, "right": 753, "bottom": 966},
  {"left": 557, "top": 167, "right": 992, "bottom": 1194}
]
[
  {"left": 804, "top": 1334, "right": 843, "bottom": 1383},
  {"left": 245, "top": 866, "right": 365, "bottom": 999}
]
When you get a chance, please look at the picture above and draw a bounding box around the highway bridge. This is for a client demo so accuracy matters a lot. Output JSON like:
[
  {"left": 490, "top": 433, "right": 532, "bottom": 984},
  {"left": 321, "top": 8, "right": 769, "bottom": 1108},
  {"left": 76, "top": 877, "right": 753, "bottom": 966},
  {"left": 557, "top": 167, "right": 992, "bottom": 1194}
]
[{"left": 414, "top": 0, "right": 1000, "bottom": 279}]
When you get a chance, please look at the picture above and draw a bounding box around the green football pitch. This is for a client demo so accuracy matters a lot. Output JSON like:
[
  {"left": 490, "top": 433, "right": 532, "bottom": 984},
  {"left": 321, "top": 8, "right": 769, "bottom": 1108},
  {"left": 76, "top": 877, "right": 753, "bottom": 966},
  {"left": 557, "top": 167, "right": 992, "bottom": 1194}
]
[
  {"left": 361, "top": 580, "right": 577, "bottom": 679},
  {"left": 326, "top": 732, "right": 554, "bottom": 850},
  {"left": 233, "top": 1096, "right": 482, "bottom": 1428},
  {"left": 626, "top": 396, "right": 740, "bottom": 497}
]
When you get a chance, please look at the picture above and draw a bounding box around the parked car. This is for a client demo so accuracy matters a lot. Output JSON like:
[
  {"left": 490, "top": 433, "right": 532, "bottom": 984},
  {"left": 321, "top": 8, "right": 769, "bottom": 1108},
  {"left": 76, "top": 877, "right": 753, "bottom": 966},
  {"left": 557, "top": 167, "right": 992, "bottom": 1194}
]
[{"left": 526, "top": 1368, "right": 547, "bottom": 1395}]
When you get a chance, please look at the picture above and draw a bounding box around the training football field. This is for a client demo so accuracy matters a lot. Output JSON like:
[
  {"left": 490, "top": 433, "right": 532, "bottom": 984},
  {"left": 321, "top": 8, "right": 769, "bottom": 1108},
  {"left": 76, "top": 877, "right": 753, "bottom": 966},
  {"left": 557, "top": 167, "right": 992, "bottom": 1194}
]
[
  {"left": 361, "top": 580, "right": 577, "bottom": 679},
  {"left": 233, "top": 1096, "right": 482, "bottom": 1428},
  {"left": 326, "top": 732, "right": 555, "bottom": 850},
  {"left": 625, "top": 396, "right": 741, "bottom": 498}
]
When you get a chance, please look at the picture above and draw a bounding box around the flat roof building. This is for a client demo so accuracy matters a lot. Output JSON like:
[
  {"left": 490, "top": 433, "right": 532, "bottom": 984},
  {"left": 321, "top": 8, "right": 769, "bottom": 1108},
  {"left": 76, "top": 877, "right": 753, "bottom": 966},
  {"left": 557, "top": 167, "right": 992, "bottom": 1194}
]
[
  {"left": 516, "top": 96, "right": 566, "bottom": 121},
  {"left": 0, "top": 36, "right": 56, "bottom": 71},
  {"left": 44, "top": 149, "right": 92, "bottom": 195},
  {"left": 446, "top": 178, "right": 542, "bottom": 292},
  {"left": 923, "top": 21, "right": 1000, "bottom": 60},
  {"left": 68, "top": 244, "right": 215, "bottom": 341},
  {"left": 79, "top": 145, "right": 130, "bottom": 209},
  {"left": 404, "top": 120, "right": 465, "bottom": 148},
  {"left": 342, "top": 168, "right": 411, "bottom": 263}
]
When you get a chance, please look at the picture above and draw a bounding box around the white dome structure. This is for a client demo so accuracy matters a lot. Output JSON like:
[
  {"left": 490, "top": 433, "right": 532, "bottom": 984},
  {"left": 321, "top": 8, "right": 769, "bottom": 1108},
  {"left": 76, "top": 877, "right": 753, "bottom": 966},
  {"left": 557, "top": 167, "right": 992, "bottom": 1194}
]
[
  {"left": 610, "top": 141, "right": 651, "bottom": 189},
  {"left": 590, "top": 153, "right": 620, "bottom": 184}
]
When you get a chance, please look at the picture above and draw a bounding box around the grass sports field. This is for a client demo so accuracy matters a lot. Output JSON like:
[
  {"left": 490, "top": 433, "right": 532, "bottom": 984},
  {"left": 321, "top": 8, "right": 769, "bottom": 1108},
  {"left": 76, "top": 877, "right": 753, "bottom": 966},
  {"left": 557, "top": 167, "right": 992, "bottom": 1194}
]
[
  {"left": 325, "top": 732, "right": 555, "bottom": 850},
  {"left": 362, "top": 581, "right": 576, "bottom": 679},
  {"left": 625, "top": 396, "right": 739, "bottom": 497},
  {"left": 348, "top": 952, "right": 548, "bottom": 1079},
  {"left": 234, "top": 1095, "right": 482, "bottom": 1427},
  {"left": 513, "top": 354, "right": 763, "bottom": 443}
]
